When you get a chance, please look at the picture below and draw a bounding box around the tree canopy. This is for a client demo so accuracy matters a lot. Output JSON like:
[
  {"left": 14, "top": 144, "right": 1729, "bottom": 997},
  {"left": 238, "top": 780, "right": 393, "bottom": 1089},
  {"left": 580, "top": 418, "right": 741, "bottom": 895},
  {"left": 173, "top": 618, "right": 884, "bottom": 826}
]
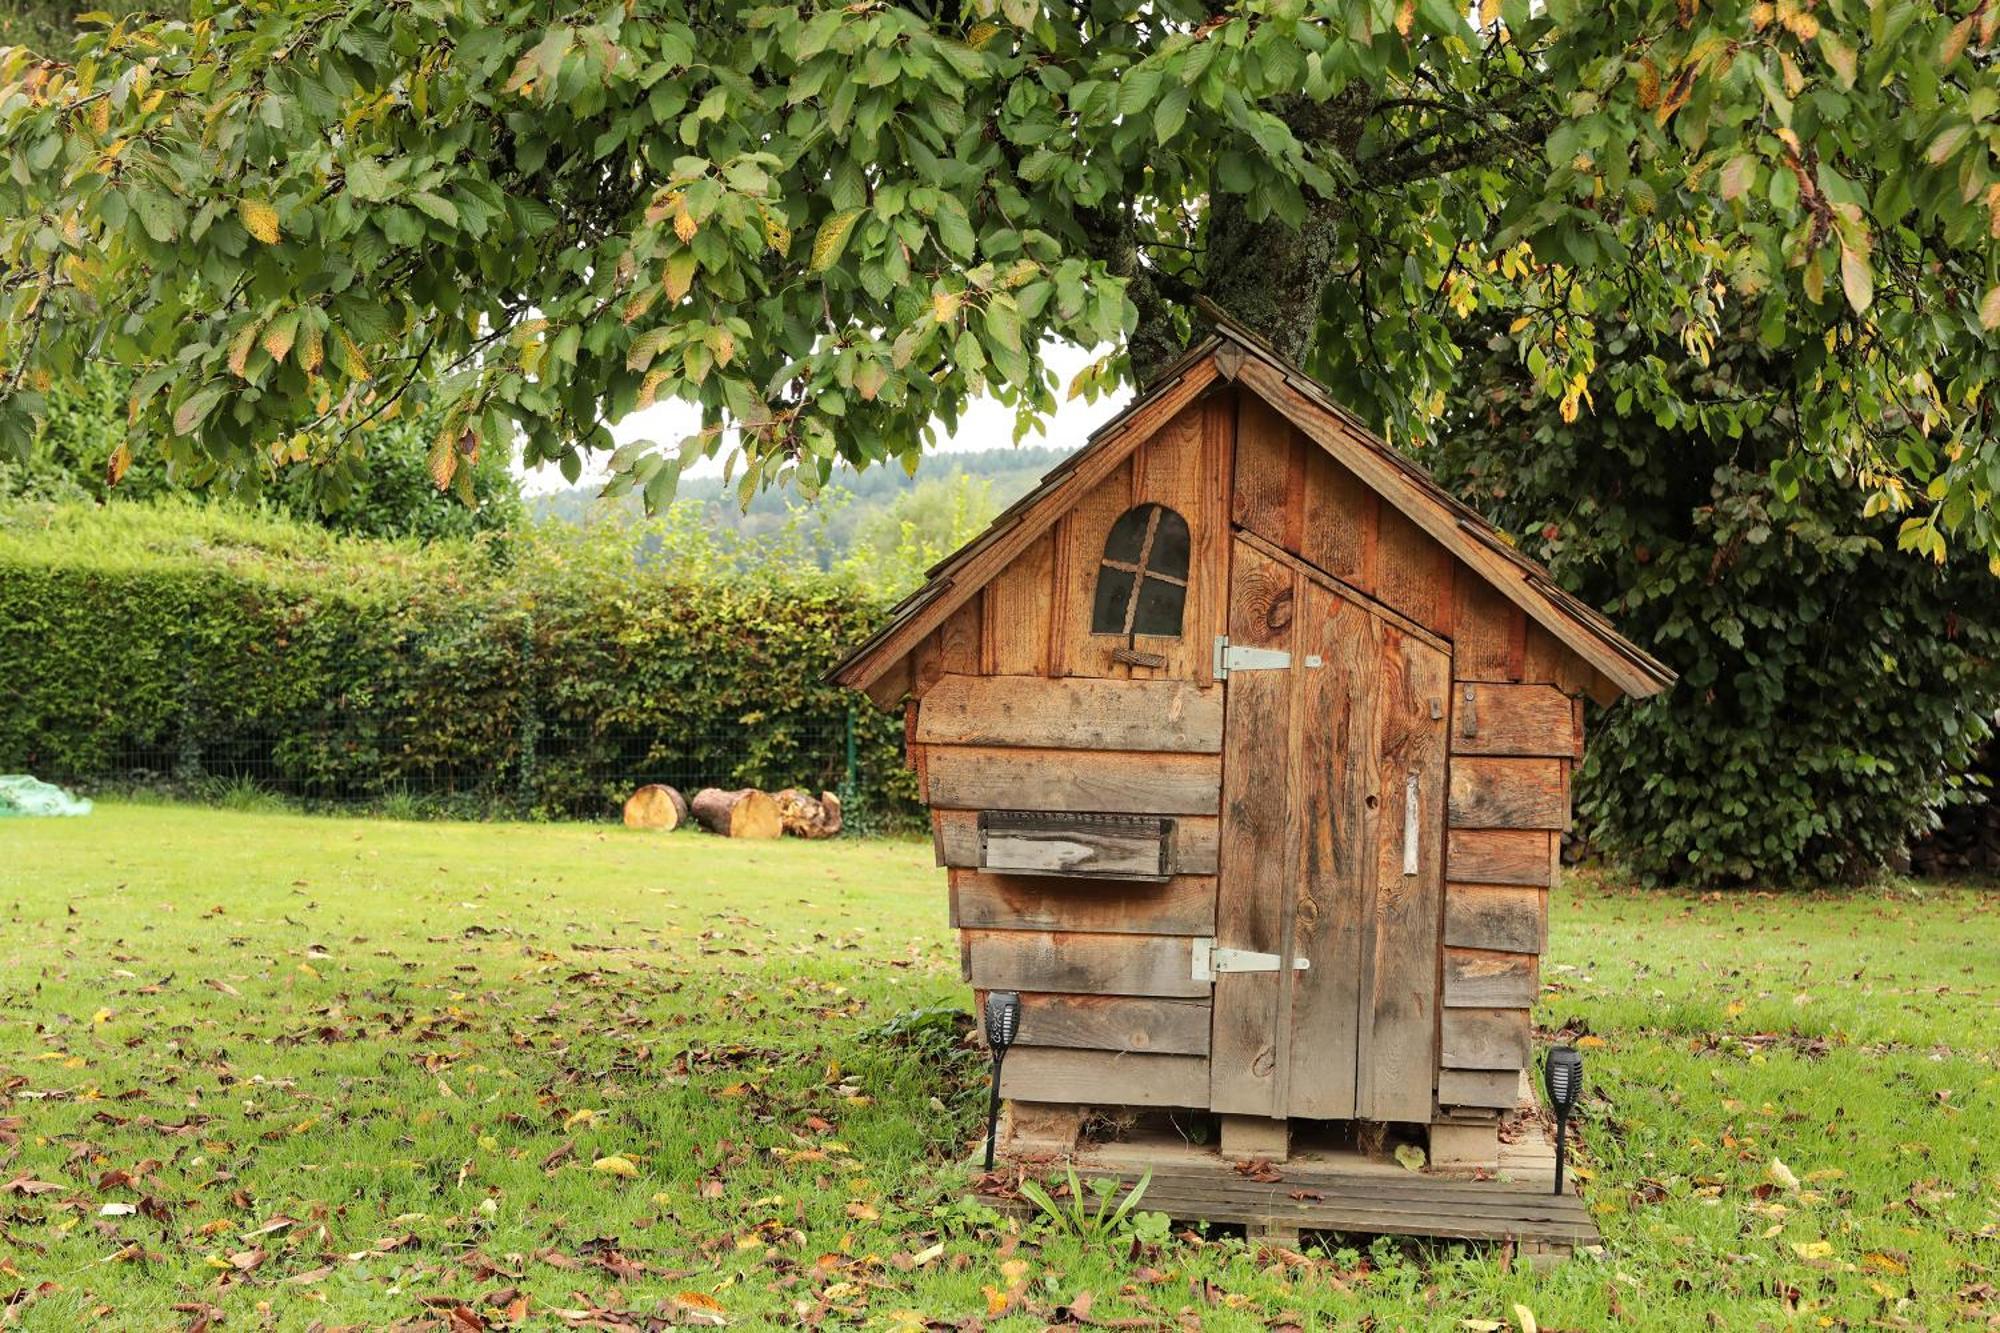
[{"left": 3, "top": 0, "right": 2000, "bottom": 561}]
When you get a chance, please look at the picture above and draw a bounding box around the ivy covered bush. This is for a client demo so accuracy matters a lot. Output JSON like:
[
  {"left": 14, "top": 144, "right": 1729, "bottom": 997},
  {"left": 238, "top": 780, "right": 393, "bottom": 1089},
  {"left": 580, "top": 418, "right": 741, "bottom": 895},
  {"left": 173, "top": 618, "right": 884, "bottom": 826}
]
[
  {"left": 1431, "top": 331, "right": 2000, "bottom": 886},
  {"left": 0, "top": 500, "right": 915, "bottom": 825}
]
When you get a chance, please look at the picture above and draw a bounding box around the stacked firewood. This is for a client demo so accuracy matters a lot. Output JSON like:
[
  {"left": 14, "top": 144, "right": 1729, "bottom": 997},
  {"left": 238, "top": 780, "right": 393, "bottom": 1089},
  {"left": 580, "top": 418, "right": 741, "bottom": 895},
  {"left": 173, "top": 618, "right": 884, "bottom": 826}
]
[
  {"left": 621, "top": 784, "right": 843, "bottom": 840},
  {"left": 1910, "top": 742, "right": 2000, "bottom": 876}
]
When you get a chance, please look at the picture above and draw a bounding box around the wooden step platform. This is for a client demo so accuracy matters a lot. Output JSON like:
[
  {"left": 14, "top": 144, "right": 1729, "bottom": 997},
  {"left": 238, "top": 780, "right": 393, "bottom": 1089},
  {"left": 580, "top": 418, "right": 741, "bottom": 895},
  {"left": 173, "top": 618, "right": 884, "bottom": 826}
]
[{"left": 978, "top": 1138, "right": 1597, "bottom": 1256}]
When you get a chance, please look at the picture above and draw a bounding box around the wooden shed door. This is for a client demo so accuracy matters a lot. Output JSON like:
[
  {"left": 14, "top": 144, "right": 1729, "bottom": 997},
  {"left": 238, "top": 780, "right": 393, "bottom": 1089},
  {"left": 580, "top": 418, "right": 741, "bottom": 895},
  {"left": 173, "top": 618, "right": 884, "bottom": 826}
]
[{"left": 1211, "top": 537, "right": 1448, "bottom": 1123}]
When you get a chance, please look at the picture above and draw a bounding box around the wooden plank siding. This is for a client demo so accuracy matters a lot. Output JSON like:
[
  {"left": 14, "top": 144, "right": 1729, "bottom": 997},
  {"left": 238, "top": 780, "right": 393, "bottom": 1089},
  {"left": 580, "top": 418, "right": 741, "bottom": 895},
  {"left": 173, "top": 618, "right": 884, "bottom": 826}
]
[
  {"left": 979, "top": 992, "right": 1213, "bottom": 1056},
  {"left": 964, "top": 930, "right": 1210, "bottom": 999},
  {"left": 1001, "top": 1049, "right": 1210, "bottom": 1107},
  {"left": 923, "top": 746, "right": 1221, "bottom": 815},
  {"left": 950, "top": 870, "right": 1216, "bottom": 936},
  {"left": 934, "top": 809, "right": 1221, "bottom": 875},
  {"left": 915, "top": 675, "right": 1223, "bottom": 752}
]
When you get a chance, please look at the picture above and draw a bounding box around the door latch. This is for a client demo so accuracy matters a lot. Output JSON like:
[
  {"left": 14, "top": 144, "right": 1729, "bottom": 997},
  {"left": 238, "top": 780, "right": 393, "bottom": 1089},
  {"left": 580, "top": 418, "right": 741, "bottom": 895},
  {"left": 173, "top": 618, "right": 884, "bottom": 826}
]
[
  {"left": 1191, "top": 937, "right": 1312, "bottom": 982},
  {"left": 1212, "top": 636, "right": 1291, "bottom": 679}
]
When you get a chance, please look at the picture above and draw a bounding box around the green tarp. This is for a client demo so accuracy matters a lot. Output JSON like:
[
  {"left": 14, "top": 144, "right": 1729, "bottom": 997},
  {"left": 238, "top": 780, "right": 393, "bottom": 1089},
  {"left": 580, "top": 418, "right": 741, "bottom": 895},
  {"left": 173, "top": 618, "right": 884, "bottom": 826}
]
[{"left": 0, "top": 775, "right": 92, "bottom": 817}]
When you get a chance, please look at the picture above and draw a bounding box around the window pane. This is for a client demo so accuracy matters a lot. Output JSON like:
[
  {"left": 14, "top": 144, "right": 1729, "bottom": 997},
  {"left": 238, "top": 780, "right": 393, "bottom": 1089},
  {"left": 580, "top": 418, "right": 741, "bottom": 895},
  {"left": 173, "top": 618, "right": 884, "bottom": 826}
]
[
  {"left": 1133, "top": 575, "right": 1187, "bottom": 637},
  {"left": 1149, "top": 508, "right": 1190, "bottom": 580},
  {"left": 1091, "top": 568, "right": 1136, "bottom": 633},
  {"left": 1102, "top": 505, "right": 1153, "bottom": 564}
]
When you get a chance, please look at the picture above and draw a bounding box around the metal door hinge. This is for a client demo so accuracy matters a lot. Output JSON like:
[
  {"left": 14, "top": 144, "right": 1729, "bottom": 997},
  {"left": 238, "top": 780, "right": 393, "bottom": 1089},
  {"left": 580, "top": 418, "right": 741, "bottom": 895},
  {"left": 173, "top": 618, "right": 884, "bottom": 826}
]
[
  {"left": 1212, "top": 636, "right": 1290, "bottom": 679},
  {"left": 1191, "top": 937, "right": 1312, "bottom": 982}
]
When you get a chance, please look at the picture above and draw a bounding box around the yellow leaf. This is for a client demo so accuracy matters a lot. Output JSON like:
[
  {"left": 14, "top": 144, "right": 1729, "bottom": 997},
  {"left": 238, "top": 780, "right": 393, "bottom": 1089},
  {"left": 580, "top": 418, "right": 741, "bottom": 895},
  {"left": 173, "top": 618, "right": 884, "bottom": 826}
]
[
  {"left": 92, "top": 1007, "right": 112, "bottom": 1025},
  {"left": 593, "top": 1155, "right": 640, "bottom": 1177},
  {"left": 810, "top": 209, "right": 863, "bottom": 273},
  {"left": 1395, "top": 0, "right": 1415, "bottom": 36},
  {"left": 933, "top": 290, "right": 963, "bottom": 324},
  {"left": 240, "top": 198, "right": 280, "bottom": 244},
  {"left": 1791, "top": 1240, "right": 1834, "bottom": 1260},
  {"left": 426, "top": 426, "right": 458, "bottom": 492},
  {"left": 1393, "top": 1143, "right": 1426, "bottom": 1172},
  {"left": 104, "top": 442, "right": 130, "bottom": 488},
  {"left": 298, "top": 320, "right": 324, "bottom": 373},
  {"left": 673, "top": 207, "right": 697, "bottom": 244},
  {"left": 1512, "top": 1304, "right": 1539, "bottom": 1333},
  {"left": 227, "top": 320, "right": 261, "bottom": 378},
  {"left": 1979, "top": 285, "right": 2000, "bottom": 331},
  {"left": 983, "top": 1285, "right": 1009, "bottom": 1316},
  {"left": 564, "top": 1108, "right": 600, "bottom": 1129},
  {"left": 664, "top": 248, "right": 698, "bottom": 303},
  {"left": 1839, "top": 243, "right": 1873, "bottom": 315}
]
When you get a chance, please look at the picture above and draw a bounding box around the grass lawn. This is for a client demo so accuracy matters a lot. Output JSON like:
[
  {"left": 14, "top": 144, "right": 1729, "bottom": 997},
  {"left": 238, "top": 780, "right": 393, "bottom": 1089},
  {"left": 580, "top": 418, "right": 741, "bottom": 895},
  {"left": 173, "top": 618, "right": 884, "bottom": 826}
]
[{"left": 2, "top": 803, "right": 1997, "bottom": 1330}]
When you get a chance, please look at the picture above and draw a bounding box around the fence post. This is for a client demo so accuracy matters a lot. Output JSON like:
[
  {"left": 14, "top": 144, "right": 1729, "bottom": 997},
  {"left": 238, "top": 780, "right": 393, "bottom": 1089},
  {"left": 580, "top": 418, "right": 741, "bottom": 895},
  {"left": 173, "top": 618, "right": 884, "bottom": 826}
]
[{"left": 842, "top": 703, "right": 859, "bottom": 809}]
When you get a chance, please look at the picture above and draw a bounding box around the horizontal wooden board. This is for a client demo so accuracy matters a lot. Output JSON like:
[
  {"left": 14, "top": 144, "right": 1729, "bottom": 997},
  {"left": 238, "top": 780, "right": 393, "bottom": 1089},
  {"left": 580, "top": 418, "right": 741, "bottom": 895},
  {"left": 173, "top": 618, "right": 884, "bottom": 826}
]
[
  {"left": 1442, "top": 947, "right": 1541, "bottom": 1009},
  {"left": 1443, "top": 884, "right": 1547, "bottom": 955},
  {"left": 1451, "top": 683, "right": 1581, "bottom": 759},
  {"left": 1000, "top": 1048, "right": 1209, "bottom": 1107},
  {"left": 916, "top": 675, "right": 1223, "bottom": 753},
  {"left": 1440, "top": 1008, "right": 1532, "bottom": 1071},
  {"left": 935, "top": 809, "right": 1221, "bottom": 875},
  {"left": 980, "top": 814, "right": 1172, "bottom": 880},
  {"left": 951, "top": 870, "right": 1216, "bottom": 936},
  {"left": 925, "top": 746, "right": 1222, "bottom": 815},
  {"left": 1445, "top": 829, "right": 1553, "bottom": 886},
  {"left": 986, "top": 1165, "right": 1598, "bottom": 1244},
  {"left": 965, "top": 930, "right": 1209, "bottom": 998},
  {"left": 987, "top": 992, "right": 1211, "bottom": 1056},
  {"left": 1436, "top": 1068, "right": 1525, "bottom": 1111},
  {"left": 1448, "top": 757, "right": 1568, "bottom": 831}
]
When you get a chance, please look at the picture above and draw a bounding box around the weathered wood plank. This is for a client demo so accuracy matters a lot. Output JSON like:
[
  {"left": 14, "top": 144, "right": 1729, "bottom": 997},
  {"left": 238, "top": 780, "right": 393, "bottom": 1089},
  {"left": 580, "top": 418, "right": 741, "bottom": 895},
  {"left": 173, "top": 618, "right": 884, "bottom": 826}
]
[
  {"left": 1232, "top": 390, "right": 1298, "bottom": 548},
  {"left": 1443, "top": 884, "right": 1548, "bottom": 955},
  {"left": 1283, "top": 582, "right": 1370, "bottom": 1119},
  {"left": 1442, "top": 947, "right": 1540, "bottom": 1009},
  {"left": 999, "top": 1049, "right": 1210, "bottom": 1107},
  {"left": 925, "top": 746, "right": 1221, "bottom": 815},
  {"left": 1354, "top": 620, "right": 1449, "bottom": 1122},
  {"left": 951, "top": 870, "right": 1216, "bottom": 936},
  {"left": 915, "top": 675, "right": 1223, "bottom": 753},
  {"left": 1440, "top": 1008, "right": 1533, "bottom": 1071},
  {"left": 1298, "top": 446, "right": 1378, "bottom": 594},
  {"left": 1451, "top": 683, "right": 1581, "bottom": 759},
  {"left": 979, "top": 817, "right": 1171, "bottom": 880},
  {"left": 1447, "top": 757, "right": 1569, "bottom": 831},
  {"left": 1051, "top": 457, "right": 1137, "bottom": 679},
  {"left": 1452, "top": 576, "right": 1522, "bottom": 684},
  {"left": 1000, "top": 992, "right": 1211, "bottom": 1056},
  {"left": 1446, "top": 829, "right": 1554, "bottom": 886},
  {"left": 934, "top": 809, "right": 1219, "bottom": 874},
  {"left": 1129, "top": 398, "right": 1225, "bottom": 680},
  {"left": 1437, "top": 1068, "right": 1523, "bottom": 1110},
  {"left": 981, "top": 529, "right": 1054, "bottom": 675},
  {"left": 965, "top": 930, "right": 1209, "bottom": 998},
  {"left": 1372, "top": 504, "right": 1454, "bottom": 637},
  {"left": 1210, "top": 538, "right": 1300, "bottom": 1118}
]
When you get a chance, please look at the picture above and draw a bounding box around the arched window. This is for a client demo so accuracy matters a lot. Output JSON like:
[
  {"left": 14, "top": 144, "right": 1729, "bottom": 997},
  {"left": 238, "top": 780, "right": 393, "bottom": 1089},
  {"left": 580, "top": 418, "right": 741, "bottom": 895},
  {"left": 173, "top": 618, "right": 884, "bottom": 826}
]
[{"left": 1090, "top": 503, "right": 1190, "bottom": 638}]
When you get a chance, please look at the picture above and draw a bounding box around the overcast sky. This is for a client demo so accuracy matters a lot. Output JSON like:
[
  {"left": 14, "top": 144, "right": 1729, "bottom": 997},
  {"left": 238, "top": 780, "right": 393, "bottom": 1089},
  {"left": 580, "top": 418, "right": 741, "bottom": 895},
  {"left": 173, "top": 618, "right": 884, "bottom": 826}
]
[{"left": 516, "top": 340, "right": 1133, "bottom": 497}]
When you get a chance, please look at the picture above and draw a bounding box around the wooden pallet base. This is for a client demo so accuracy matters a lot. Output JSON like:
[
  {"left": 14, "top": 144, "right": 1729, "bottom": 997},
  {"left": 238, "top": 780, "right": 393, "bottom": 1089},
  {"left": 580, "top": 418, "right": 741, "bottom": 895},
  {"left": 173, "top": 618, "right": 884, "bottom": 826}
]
[{"left": 980, "top": 1152, "right": 1596, "bottom": 1257}]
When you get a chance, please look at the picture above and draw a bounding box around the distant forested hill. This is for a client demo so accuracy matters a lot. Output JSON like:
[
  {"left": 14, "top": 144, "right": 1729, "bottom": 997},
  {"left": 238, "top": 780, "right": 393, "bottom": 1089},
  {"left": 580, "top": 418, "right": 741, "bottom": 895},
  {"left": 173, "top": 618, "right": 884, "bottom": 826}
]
[{"left": 527, "top": 446, "right": 1075, "bottom": 561}]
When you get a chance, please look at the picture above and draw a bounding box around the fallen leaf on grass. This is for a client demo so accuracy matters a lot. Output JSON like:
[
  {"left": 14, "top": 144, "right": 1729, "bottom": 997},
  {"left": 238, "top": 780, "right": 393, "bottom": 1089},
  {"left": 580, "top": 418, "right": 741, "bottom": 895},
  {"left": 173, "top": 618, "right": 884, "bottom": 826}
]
[
  {"left": 1790, "top": 1240, "right": 1834, "bottom": 1260},
  {"left": 592, "top": 1155, "right": 639, "bottom": 1177},
  {"left": 1767, "top": 1158, "right": 1800, "bottom": 1191},
  {"left": 1512, "top": 1304, "right": 1539, "bottom": 1333}
]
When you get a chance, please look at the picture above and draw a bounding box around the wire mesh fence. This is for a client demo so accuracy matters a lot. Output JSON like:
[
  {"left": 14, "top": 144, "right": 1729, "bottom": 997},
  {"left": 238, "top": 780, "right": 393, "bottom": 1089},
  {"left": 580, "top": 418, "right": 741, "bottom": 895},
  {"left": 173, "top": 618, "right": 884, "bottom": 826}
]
[{"left": 30, "top": 703, "right": 919, "bottom": 832}]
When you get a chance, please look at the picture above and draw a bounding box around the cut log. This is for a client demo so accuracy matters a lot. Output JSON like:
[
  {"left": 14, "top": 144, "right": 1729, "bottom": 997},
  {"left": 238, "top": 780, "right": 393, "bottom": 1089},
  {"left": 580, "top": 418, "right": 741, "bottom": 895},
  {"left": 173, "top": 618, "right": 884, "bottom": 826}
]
[
  {"left": 690, "top": 787, "right": 783, "bottom": 839},
  {"left": 622, "top": 784, "right": 687, "bottom": 831},
  {"left": 773, "top": 788, "right": 844, "bottom": 839}
]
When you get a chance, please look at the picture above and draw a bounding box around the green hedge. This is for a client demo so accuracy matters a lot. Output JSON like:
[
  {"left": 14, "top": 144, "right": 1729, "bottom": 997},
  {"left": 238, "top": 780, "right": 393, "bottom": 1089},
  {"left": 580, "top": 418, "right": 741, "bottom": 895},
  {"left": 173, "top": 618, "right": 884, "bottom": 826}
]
[{"left": 0, "top": 501, "right": 916, "bottom": 825}]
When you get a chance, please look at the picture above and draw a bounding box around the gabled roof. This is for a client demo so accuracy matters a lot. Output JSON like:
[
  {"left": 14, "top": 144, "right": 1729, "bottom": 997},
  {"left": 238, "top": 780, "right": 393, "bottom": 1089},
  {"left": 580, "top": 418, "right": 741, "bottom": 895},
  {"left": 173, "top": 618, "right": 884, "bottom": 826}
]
[{"left": 831, "top": 319, "right": 1675, "bottom": 704}]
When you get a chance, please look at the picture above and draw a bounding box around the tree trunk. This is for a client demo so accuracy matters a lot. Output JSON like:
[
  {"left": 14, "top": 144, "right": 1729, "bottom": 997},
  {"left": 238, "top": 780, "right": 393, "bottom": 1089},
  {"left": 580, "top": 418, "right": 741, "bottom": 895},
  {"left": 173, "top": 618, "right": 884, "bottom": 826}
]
[
  {"left": 622, "top": 783, "right": 688, "bottom": 831},
  {"left": 690, "top": 787, "right": 783, "bottom": 838},
  {"left": 773, "top": 787, "right": 844, "bottom": 839}
]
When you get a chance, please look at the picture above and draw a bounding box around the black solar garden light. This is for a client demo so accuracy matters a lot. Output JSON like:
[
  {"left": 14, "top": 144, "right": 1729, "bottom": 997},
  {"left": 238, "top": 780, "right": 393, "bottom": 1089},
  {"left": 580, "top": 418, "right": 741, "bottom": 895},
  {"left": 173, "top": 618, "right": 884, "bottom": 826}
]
[
  {"left": 1544, "top": 1044, "right": 1584, "bottom": 1197},
  {"left": 981, "top": 990, "right": 1021, "bottom": 1171}
]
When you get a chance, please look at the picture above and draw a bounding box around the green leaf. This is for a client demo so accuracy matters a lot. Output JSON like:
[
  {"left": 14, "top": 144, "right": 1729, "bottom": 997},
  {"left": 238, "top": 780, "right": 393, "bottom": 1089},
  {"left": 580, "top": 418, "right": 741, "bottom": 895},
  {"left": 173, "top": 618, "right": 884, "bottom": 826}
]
[
  {"left": 172, "top": 386, "right": 224, "bottom": 436},
  {"left": 1718, "top": 154, "right": 1756, "bottom": 202},
  {"left": 410, "top": 191, "right": 459, "bottom": 226}
]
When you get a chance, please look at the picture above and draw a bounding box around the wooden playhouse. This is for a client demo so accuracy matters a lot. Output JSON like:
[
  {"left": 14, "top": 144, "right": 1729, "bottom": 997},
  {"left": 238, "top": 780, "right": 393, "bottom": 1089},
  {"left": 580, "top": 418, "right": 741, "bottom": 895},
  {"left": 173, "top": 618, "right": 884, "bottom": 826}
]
[{"left": 831, "top": 321, "right": 1673, "bottom": 1246}]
